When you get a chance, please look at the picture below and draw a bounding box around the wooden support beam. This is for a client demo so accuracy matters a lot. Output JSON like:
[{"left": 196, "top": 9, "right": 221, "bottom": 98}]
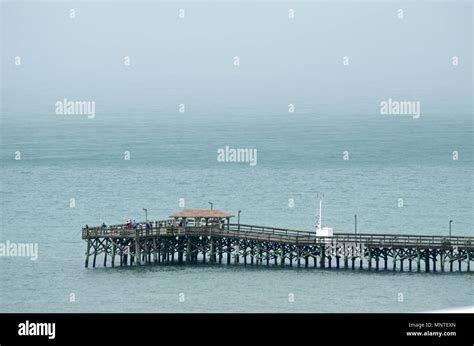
[
  {"left": 219, "top": 242, "right": 223, "bottom": 264},
  {"left": 251, "top": 244, "right": 254, "bottom": 265},
  {"left": 135, "top": 236, "right": 141, "bottom": 267},
  {"left": 425, "top": 250, "right": 430, "bottom": 273},
  {"left": 417, "top": 249, "right": 421, "bottom": 272},
  {"left": 393, "top": 251, "right": 397, "bottom": 272},
  {"left": 368, "top": 248, "right": 372, "bottom": 270},
  {"left": 257, "top": 245, "right": 262, "bottom": 266},
  {"left": 111, "top": 240, "right": 116, "bottom": 268},
  {"left": 235, "top": 245, "right": 240, "bottom": 264},
  {"left": 85, "top": 239, "right": 91, "bottom": 268},
  {"left": 320, "top": 246, "right": 325, "bottom": 268},
  {"left": 210, "top": 237, "right": 215, "bottom": 264},
  {"left": 187, "top": 244, "right": 191, "bottom": 263},
  {"left": 176, "top": 239, "right": 182, "bottom": 264},
  {"left": 103, "top": 239, "right": 108, "bottom": 267},
  {"left": 143, "top": 238, "right": 148, "bottom": 265},
  {"left": 92, "top": 240, "right": 97, "bottom": 268},
  {"left": 440, "top": 251, "right": 445, "bottom": 272},
  {"left": 468, "top": 251, "right": 471, "bottom": 272}
]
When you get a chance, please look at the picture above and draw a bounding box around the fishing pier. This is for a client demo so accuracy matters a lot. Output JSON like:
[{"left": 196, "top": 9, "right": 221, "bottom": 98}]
[{"left": 82, "top": 209, "right": 473, "bottom": 273}]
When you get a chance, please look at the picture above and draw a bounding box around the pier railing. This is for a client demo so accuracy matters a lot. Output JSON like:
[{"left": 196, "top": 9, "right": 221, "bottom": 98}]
[{"left": 82, "top": 221, "right": 473, "bottom": 248}]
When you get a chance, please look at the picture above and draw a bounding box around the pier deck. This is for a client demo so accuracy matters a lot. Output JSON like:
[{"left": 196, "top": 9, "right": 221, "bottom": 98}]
[{"left": 82, "top": 221, "right": 473, "bottom": 272}]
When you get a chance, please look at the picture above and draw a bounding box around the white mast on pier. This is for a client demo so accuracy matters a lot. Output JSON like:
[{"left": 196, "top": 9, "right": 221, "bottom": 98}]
[
  {"left": 315, "top": 193, "right": 333, "bottom": 238},
  {"left": 316, "top": 193, "right": 323, "bottom": 231}
]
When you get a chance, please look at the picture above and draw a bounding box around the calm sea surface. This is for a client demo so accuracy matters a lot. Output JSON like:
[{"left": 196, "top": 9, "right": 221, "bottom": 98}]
[
  {"left": 1, "top": 0, "right": 473, "bottom": 313},
  {"left": 0, "top": 111, "right": 472, "bottom": 312}
]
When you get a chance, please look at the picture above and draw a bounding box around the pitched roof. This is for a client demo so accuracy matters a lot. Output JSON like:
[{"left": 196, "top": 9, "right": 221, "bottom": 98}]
[{"left": 170, "top": 209, "right": 234, "bottom": 218}]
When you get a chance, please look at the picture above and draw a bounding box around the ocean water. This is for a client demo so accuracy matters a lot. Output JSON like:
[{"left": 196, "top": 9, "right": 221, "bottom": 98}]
[
  {"left": 0, "top": 111, "right": 472, "bottom": 313},
  {"left": 1, "top": 1, "right": 473, "bottom": 313}
]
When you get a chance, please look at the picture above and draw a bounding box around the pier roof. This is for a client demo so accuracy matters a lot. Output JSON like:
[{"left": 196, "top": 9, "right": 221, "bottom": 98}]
[{"left": 171, "top": 209, "right": 234, "bottom": 219}]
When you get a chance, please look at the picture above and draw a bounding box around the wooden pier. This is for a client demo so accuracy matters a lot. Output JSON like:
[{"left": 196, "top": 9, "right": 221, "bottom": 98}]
[{"left": 82, "top": 209, "right": 473, "bottom": 273}]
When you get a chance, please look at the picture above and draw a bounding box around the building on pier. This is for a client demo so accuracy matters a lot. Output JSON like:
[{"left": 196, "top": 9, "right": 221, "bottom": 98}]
[{"left": 170, "top": 209, "right": 234, "bottom": 228}]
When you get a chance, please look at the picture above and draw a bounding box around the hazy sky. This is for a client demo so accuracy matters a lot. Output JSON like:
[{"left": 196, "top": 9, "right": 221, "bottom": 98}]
[{"left": 1, "top": 1, "right": 472, "bottom": 117}]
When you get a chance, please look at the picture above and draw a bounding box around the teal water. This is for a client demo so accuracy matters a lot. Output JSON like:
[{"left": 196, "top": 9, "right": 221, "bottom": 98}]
[
  {"left": 0, "top": 111, "right": 472, "bottom": 312},
  {"left": 0, "top": 0, "right": 473, "bottom": 313}
]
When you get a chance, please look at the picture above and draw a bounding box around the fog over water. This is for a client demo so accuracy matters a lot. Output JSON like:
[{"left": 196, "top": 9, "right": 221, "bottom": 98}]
[{"left": 0, "top": 1, "right": 472, "bottom": 312}]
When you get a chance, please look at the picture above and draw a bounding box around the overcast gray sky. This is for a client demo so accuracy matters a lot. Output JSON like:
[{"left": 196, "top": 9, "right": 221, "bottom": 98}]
[{"left": 2, "top": 1, "right": 472, "bottom": 117}]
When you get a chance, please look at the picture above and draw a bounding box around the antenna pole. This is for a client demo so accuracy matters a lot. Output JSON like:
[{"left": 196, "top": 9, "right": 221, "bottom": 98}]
[
  {"left": 319, "top": 197, "right": 322, "bottom": 229},
  {"left": 316, "top": 193, "right": 324, "bottom": 230}
]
